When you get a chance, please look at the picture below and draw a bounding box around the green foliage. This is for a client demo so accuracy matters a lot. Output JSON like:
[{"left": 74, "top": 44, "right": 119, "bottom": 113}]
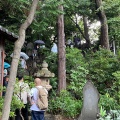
[
  {"left": 0, "top": 96, "right": 4, "bottom": 117},
  {"left": 85, "top": 48, "right": 120, "bottom": 93},
  {"left": 99, "top": 106, "right": 107, "bottom": 118},
  {"left": 0, "top": 0, "right": 31, "bottom": 34},
  {"left": 67, "top": 66, "right": 88, "bottom": 99},
  {"left": 45, "top": 52, "right": 58, "bottom": 75},
  {"left": 65, "top": 0, "right": 91, "bottom": 16},
  {"left": 48, "top": 48, "right": 120, "bottom": 117},
  {"left": 84, "top": 48, "right": 120, "bottom": 112},
  {"left": 66, "top": 48, "right": 86, "bottom": 74},
  {"left": 48, "top": 48, "right": 88, "bottom": 117},
  {"left": 104, "top": 0, "right": 120, "bottom": 44},
  {"left": 0, "top": 75, "right": 33, "bottom": 117},
  {"left": 104, "top": 0, "right": 120, "bottom": 17},
  {"left": 0, "top": 89, "right": 24, "bottom": 117},
  {"left": 48, "top": 90, "right": 82, "bottom": 118},
  {"left": 10, "top": 96, "right": 24, "bottom": 117},
  {"left": 49, "top": 77, "right": 58, "bottom": 90},
  {"left": 112, "top": 71, "right": 120, "bottom": 103},
  {"left": 0, "top": 0, "right": 120, "bottom": 48},
  {"left": 99, "top": 93, "right": 119, "bottom": 111},
  {"left": 1, "top": 0, "right": 120, "bottom": 118}
]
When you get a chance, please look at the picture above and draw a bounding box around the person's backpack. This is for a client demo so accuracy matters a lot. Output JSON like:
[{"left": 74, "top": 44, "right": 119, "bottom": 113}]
[{"left": 36, "top": 87, "right": 48, "bottom": 110}]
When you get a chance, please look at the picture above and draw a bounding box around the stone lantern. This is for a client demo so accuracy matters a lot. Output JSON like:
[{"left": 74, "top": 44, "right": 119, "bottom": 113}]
[{"left": 34, "top": 61, "right": 55, "bottom": 90}]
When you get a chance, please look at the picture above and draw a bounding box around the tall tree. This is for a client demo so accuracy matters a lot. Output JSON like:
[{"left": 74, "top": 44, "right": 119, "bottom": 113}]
[
  {"left": 95, "top": 0, "right": 110, "bottom": 49},
  {"left": 1, "top": 0, "right": 39, "bottom": 119},
  {"left": 58, "top": 0, "right": 66, "bottom": 92},
  {"left": 64, "top": 0, "right": 96, "bottom": 49},
  {"left": 104, "top": 0, "right": 120, "bottom": 51},
  {"left": 83, "top": 16, "right": 91, "bottom": 48}
]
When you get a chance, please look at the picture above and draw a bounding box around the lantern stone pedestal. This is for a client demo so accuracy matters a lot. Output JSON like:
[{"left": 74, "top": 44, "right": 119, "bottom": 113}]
[{"left": 34, "top": 61, "right": 54, "bottom": 90}]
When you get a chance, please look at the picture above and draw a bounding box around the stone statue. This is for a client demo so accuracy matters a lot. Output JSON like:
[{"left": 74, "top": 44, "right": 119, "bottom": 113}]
[
  {"left": 34, "top": 61, "right": 54, "bottom": 90},
  {"left": 78, "top": 80, "right": 100, "bottom": 120},
  {"left": 26, "top": 42, "right": 34, "bottom": 56}
]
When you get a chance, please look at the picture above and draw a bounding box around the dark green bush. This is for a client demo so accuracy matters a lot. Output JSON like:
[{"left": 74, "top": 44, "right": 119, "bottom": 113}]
[
  {"left": 48, "top": 90, "right": 82, "bottom": 118},
  {"left": 47, "top": 48, "right": 120, "bottom": 117}
]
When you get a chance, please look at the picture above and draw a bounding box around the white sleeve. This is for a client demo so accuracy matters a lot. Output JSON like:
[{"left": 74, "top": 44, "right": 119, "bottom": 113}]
[{"left": 30, "top": 88, "right": 35, "bottom": 97}]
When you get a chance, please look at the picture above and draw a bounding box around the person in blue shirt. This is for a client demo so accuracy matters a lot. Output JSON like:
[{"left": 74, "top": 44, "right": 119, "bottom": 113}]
[{"left": 30, "top": 78, "right": 48, "bottom": 120}]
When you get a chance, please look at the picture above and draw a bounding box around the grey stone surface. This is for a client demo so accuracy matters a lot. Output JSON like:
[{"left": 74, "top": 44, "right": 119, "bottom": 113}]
[
  {"left": 26, "top": 42, "right": 34, "bottom": 56},
  {"left": 78, "top": 80, "right": 100, "bottom": 120}
]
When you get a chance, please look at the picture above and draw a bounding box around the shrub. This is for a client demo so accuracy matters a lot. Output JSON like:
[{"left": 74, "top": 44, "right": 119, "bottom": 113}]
[
  {"left": 48, "top": 90, "right": 82, "bottom": 118},
  {"left": 67, "top": 66, "right": 88, "bottom": 99}
]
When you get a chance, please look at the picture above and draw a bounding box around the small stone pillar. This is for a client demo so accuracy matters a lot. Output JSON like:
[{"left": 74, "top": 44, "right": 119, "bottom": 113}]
[
  {"left": 34, "top": 61, "right": 55, "bottom": 90},
  {"left": 78, "top": 80, "right": 100, "bottom": 120}
]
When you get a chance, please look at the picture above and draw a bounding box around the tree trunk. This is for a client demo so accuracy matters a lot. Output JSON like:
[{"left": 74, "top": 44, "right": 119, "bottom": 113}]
[
  {"left": 83, "top": 16, "right": 91, "bottom": 48},
  {"left": 95, "top": 0, "right": 110, "bottom": 50},
  {"left": 68, "top": 14, "right": 91, "bottom": 47},
  {"left": 1, "top": 0, "right": 39, "bottom": 120},
  {"left": 58, "top": 0, "right": 66, "bottom": 92}
]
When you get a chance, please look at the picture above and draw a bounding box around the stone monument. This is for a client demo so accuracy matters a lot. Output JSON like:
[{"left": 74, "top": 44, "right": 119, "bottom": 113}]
[
  {"left": 34, "top": 61, "right": 54, "bottom": 90},
  {"left": 26, "top": 42, "right": 34, "bottom": 57},
  {"left": 78, "top": 80, "right": 100, "bottom": 120}
]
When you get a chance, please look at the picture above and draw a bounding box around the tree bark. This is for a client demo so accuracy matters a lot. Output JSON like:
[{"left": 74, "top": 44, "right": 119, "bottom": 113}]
[
  {"left": 1, "top": 0, "right": 39, "bottom": 120},
  {"left": 95, "top": 0, "right": 110, "bottom": 49},
  {"left": 83, "top": 16, "right": 91, "bottom": 48},
  {"left": 58, "top": 0, "right": 66, "bottom": 92}
]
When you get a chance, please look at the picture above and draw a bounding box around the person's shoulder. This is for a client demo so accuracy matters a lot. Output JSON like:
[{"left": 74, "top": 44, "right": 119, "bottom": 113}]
[
  {"left": 31, "top": 87, "right": 37, "bottom": 91},
  {"left": 31, "top": 87, "right": 38, "bottom": 95},
  {"left": 31, "top": 87, "right": 36, "bottom": 89},
  {"left": 20, "top": 82, "right": 29, "bottom": 90},
  {"left": 37, "top": 86, "right": 42, "bottom": 88},
  {"left": 38, "top": 86, "right": 48, "bottom": 94},
  {"left": 24, "top": 82, "right": 29, "bottom": 86}
]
